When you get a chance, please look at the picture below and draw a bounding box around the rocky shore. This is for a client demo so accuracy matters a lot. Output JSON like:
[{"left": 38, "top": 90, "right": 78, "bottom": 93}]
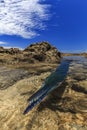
[
  {"left": 0, "top": 41, "right": 61, "bottom": 65},
  {"left": 0, "top": 42, "right": 87, "bottom": 130}
]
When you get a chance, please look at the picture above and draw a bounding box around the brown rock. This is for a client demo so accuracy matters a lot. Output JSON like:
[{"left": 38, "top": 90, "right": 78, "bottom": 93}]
[
  {"left": 24, "top": 41, "right": 61, "bottom": 63},
  {"left": 0, "top": 47, "right": 21, "bottom": 54},
  {"left": 0, "top": 41, "right": 61, "bottom": 64},
  {"left": 0, "top": 46, "right": 5, "bottom": 53},
  {"left": 5, "top": 48, "right": 21, "bottom": 54}
]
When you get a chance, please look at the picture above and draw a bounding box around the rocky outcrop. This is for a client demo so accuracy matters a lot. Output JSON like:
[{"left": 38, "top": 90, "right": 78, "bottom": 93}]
[
  {"left": 0, "top": 41, "right": 61, "bottom": 65},
  {"left": 6, "top": 48, "right": 22, "bottom": 54},
  {"left": 0, "top": 47, "right": 4, "bottom": 53},
  {"left": 24, "top": 41, "right": 52, "bottom": 52},
  {"left": 0, "top": 46, "right": 21, "bottom": 54},
  {"left": 23, "top": 41, "right": 61, "bottom": 63}
]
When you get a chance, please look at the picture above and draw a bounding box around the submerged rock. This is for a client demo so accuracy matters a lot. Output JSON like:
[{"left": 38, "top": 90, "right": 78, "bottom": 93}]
[
  {"left": 0, "top": 67, "right": 29, "bottom": 90},
  {"left": 0, "top": 56, "right": 87, "bottom": 130}
]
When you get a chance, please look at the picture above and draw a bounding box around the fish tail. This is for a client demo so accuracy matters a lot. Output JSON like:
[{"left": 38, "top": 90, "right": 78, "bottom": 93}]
[{"left": 23, "top": 87, "right": 49, "bottom": 115}]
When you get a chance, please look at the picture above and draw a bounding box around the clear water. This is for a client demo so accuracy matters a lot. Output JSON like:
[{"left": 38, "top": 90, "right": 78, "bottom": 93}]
[
  {"left": 62, "top": 56, "right": 87, "bottom": 113},
  {"left": 64, "top": 56, "right": 87, "bottom": 79},
  {"left": 24, "top": 56, "right": 87, "bottom": 114}
]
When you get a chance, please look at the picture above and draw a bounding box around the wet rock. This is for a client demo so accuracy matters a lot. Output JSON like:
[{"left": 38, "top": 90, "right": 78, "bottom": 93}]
[
  {"left": 73, "top": 98, "right": 87, "bottom": 113},
  {"left": 71, "top": 81, "right": 87, "bottom": 94},
  {"left": 73, "top": 75, "right": 86, "bottom": 81},
  {"left": 0, "top": 56, "right": 87, "bottom": 130},
  {"left": 71, "top": 84, "right": 87, "bottom": 94},
  {"left": 0, "top": 69, "right": 87, "bottom": 130},
  {"left": 0, "top": 67, "right": 29, "bottom": 90}
]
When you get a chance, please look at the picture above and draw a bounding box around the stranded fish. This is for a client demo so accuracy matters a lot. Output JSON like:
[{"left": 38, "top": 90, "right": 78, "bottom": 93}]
[{"left": 23, "top": 59, "right": 71, "bottom": 114}]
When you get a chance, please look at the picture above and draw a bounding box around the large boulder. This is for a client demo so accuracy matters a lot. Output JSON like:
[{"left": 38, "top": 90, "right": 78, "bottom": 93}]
[
  {"left": 0, "top": 41, "right": 61, "bottom": 64},
  {"left": 24, "top": 41, "right": 61, "bottom": 63}
]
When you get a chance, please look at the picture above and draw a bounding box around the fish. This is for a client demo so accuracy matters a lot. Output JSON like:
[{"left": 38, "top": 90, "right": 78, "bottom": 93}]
[{"left": 23, "top": 59, "right": 71, "bottom": 115}]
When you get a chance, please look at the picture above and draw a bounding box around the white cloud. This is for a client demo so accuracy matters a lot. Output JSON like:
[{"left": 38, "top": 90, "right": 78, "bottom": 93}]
[
  {"left": 0, "top": 41, "right": 23, "bottom": 49},
  {"left": 0, "top": 41, "right": 8, "bottom": 45},
  {"left": 0, "top": 0, "right": 50, "bottom": 38}
]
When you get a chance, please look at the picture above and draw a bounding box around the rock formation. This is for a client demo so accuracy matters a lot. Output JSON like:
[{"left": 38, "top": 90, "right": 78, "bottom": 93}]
[
  {"left": 23, "top": 41, "right": 61, "bottom": 63},
  {"left": 0, "top": 41, "right": 61, "bottom": 64},
  {"left": 0, "top": 46, "right": 21, "bottom": 54}
]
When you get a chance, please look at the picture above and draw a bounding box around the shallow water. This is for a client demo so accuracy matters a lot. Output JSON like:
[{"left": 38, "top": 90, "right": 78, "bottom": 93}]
[
  {"left": 24, "top": 56, "right": 87, "bottom": 114},
  {"left": 24, "top": 59, "right": 71, "bottom": 114},
  {"left": 63, "top": 56, "right": 87, "bottom": 112},
  {"left": 0, "top": 56, "right": 87, "bottom": 130},
  {"left": 65, "top": 56, "right": 87, "bottom": 80}
]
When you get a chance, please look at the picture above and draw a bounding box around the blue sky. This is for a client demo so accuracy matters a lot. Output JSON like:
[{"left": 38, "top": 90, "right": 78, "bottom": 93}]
[{"left": 0, "top": 0, "right": 87, "bottom": 52}]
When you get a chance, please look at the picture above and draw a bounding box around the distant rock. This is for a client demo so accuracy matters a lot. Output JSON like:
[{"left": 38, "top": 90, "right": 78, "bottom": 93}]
[
  {"left": 0, "top": 46, "right": 21, "bottom": 54},
  {"left": 24, "top": 41, "right": 52, "bottom": 52},
  {"left": 0, "top": 46, "right": 5, "bottom": 53},
  {"left": 0, "top": 41, "right": 61, "bottom": 65},
  {"left": 24, "top": 41, "right": 61, "bottom": 63},
  {"left": 5, "top": 48, "right": 21, "bottom": 54},
  {"left": 62, "top": 52, "right": 87, "bottom": 57}
]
